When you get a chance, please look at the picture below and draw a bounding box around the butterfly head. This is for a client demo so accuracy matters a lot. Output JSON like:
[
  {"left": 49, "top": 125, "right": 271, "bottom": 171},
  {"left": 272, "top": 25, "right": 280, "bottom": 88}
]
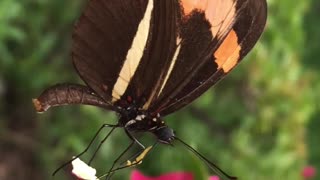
[{"left": 153, "top": 126, "right": 175, "bottom": 145}]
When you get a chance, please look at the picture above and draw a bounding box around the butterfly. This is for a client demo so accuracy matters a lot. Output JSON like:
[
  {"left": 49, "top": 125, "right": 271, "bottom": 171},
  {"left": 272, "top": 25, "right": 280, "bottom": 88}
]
[{"left": 33, "top": 0, "right": 267, "bottom": 179}]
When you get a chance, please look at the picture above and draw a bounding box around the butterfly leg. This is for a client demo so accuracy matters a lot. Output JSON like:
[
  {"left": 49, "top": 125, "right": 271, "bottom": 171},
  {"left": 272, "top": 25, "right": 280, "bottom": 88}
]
[
  {"left": 104, "top": 140, "right": 136, "bottom": 180},
  {"left": 52, "top": 123, "right": 119, "bottom": 176},
  {"left": 88, "top": 124, "right": 120, "bottom": 164},
  {"left": 103, "top": 143, "right": 156, "bottom": 180},
  {"left": 105, "top": 130, "right": 146, "bottom": 179}
]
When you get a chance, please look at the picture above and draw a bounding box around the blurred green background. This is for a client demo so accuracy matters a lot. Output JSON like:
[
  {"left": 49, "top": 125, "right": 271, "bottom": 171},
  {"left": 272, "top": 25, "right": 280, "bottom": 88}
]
[{"left": 0, "top": 0, "right": 319, "bottom": 179}]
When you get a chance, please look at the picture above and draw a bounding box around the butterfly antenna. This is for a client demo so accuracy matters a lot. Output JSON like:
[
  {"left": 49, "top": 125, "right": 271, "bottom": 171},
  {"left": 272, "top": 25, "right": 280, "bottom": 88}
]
[{"left": 174, "top": 137, "right": 237, "bottom": 180}]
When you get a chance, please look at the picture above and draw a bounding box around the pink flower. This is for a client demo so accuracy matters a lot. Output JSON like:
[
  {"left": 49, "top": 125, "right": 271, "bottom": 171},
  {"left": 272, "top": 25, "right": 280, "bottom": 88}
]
[
  {"left": 130, "top": 170, "right": 219, "bottom": 180},
  {"left": 302, "top": 166, "right": 316, "bottom": 179},
  {"left": 209, "top": 176, "right": 220, "bottom": 180}
]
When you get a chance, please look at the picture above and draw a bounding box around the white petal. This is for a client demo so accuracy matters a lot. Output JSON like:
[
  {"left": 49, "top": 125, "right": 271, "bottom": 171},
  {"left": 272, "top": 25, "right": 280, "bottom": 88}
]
[{"left": 71, "top": 158, "right": 98, "bottom": 180}]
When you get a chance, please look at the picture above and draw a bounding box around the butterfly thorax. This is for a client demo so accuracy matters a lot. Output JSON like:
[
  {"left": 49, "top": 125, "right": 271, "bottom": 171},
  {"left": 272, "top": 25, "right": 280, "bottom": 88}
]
[{"left": 118, "top": 105, "right": 175, "bottom": 144}]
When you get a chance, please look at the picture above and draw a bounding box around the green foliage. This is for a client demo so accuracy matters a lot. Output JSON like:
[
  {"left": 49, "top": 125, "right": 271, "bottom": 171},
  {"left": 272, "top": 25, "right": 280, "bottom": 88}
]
[{"left": 0, "top": 0, "right": 319, "bottom": 179}]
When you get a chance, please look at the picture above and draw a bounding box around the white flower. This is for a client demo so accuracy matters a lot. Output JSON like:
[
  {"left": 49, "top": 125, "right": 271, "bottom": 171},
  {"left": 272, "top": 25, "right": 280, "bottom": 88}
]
[{"left": 71, "top": 158, "right": 98, "bottom": 180}]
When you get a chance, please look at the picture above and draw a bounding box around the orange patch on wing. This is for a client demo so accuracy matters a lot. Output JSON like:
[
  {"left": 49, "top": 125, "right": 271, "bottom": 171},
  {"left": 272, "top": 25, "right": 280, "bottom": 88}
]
[
  {"left": 214, "top": 30, "right": 241, "bottom": 73},
  {"left": 180, "top": 0, "right": 236, "bottom": 37},
  {"left": 180, "top": 0, "right": 208, "bottom": 15}
]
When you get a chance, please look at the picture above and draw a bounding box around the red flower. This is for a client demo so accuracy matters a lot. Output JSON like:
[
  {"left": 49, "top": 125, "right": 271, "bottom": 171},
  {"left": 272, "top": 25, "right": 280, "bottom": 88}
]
[
  {"left": 302, "top": 166, "right": 316, "bottom": 179},
  {"left": 130, "top": 170, "right": 219, "bottom": 180}
]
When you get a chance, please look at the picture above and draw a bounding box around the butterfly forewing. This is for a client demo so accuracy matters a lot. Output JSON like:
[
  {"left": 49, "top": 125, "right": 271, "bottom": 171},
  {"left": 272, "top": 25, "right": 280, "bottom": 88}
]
[
  {"left": 141, "top": 0, "right": 240, "bottom": 112},
  {"left": 72, "top": 0, "right": 149, "bottom": 102},
  {"left": 151, "top": 0, "right": 267, "bottom": 115}
]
